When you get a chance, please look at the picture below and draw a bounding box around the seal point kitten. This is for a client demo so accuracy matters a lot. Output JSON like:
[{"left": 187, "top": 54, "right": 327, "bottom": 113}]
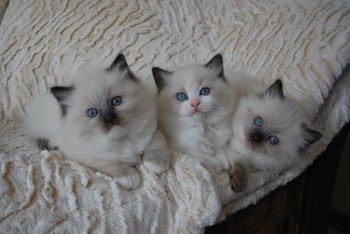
[
  {"left": 152, "top": 54, "right": 247, "bottom": 192},
  {"left": 27, "top": 53, "right": 169, "bottom": 190},
  {"left": 231, "top": 79, "right": 322, "bottom": 174},
  {"left": 152, "top": 54, "right": 232, "bottom": 161}
]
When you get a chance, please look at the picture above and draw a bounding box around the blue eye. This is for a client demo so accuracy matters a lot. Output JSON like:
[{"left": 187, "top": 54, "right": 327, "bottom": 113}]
[
  {"left": 175, "top": 92, "right": 188, "bottom": 102},
  {"left": 199, "top": 87, "right": 210, "bottom": 96},
  {"left": 254, "top": 116, "right": 264, "bottom": 127},
  {"left": 268, "top": 135, "right": 279, "bottom": 145},
  {"left": 111, "top": 96, "right": 122, "bottom": 106},
  {"left": 86, "top": 108, "right": 98, "bottom": 118}
]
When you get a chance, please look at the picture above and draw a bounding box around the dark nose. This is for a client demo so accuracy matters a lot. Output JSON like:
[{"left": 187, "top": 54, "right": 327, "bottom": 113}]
[
  {"left": 250, "top": 130, "right": 265, "bottom": 143},
  {"left": 103, "top": 111, "right": 116, "bottom": 123}
]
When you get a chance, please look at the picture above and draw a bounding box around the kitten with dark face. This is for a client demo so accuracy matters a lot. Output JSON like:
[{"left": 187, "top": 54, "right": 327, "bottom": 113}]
[
  {"left": 26, "top": 54, "right": 169, "bottom": 190},
  {"left": 230, "top": 79, "right": 322, "bottom": 174}
]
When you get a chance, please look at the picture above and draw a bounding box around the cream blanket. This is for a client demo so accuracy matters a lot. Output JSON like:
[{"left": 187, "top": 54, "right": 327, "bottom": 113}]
[{"left": 0, "top": 0, "right": 349, "bottom": 233}]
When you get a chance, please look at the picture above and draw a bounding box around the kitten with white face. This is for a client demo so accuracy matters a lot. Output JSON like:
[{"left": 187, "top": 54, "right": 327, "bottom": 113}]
[
  {"left": 26, "top": 54, "right": 169, "bottom": 190},
  {"left": 152, "top": 54, "right": 247, "bottom": 192},
  {"left": 231, "top": 79, "right": 322, "bottom": 174}
]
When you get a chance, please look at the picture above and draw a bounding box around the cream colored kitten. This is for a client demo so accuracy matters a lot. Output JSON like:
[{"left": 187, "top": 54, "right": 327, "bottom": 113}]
[
  {"left": 153, "top": 55, "right": 231, "bottom": 167},
  {"left": 153, "top": 54, "right": 247, "bottom": 192}
]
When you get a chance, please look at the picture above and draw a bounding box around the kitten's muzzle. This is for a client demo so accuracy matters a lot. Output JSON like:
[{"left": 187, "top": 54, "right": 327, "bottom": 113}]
[
  {"left": 250, "top": 129, "right": 265, "bottom": 143},
  {"left": 102, "top": 111, "right": 120, "bottom": 129}
]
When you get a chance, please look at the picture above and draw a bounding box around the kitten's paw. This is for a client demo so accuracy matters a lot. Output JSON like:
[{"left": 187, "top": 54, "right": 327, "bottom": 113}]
[
  {"left": 229, "top": 161, "right": 248, "bottom": 192},
  {"left": 143, "top": 150, "right": 170, "bottom": 175},
  {"left": 201, "top": 160, "right": 223, "bottom": 175},
  {"left": 114, "top": 167, "right": 141, "bottom": 190}
]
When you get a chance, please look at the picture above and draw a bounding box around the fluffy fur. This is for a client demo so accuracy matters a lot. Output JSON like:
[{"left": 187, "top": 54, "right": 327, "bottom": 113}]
[
  {"left": 152, "top": 54, "right": 249, "bottom": 192},
  {"left": 26, "top": 54, "right": 169, "bottom": 190},
  {"left": 230, "top": 78, "right": 322, "bottom": 174},
  {"left": 152, "top": 55, "right": 234, "bottom": 170}
]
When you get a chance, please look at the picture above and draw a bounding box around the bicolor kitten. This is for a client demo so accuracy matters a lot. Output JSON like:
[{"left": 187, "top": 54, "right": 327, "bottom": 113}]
[
  {"left": 152, "top": 54, "right": 247, "bottom": 191},
  {"left": 230, "top": 78, "right": 322, "bottom": 174},
  {"left": 26, "top": 54, "right": 169, "bottom": 190}
]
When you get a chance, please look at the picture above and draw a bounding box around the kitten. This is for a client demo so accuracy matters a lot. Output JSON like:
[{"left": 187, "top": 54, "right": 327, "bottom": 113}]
[
  {"left": 152, "top": 54, "right": 247, "bottom": 191},
  {"left": 26, "top": 54, "right": 169, "bottom": 190},
  {"left": 230, "top": 79, "right": 322, "bottom": 174}
]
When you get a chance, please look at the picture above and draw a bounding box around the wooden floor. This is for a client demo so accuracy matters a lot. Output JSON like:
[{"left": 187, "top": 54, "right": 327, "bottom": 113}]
[{"left": 206, "top": 124, "right": 349, "bottom": 234}]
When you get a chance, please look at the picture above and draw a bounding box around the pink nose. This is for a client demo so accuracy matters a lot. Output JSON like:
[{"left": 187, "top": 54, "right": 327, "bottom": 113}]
[{"left": 191, "top": 100, "right": 200, "bottom": 108}]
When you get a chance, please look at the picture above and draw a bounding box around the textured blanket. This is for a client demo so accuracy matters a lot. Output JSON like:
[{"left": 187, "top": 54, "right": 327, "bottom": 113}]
[{"left": 0, "top": 0, "right": 349, "bottom": 233}]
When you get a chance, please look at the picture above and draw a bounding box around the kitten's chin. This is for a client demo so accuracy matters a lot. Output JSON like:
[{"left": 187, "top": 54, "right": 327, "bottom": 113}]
[
  {"left": 107, "top": 126, "right": 126, "bottom": 139},
  {"left": 187, "top": 109, "right": 207, "bottom": 117},
  {"left": 190, "top": 109, "right": 200, "bottom": 116}
]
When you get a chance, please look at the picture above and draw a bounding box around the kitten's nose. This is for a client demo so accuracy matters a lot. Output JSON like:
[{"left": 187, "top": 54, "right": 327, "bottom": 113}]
[
  {"left": 103, "top": 111, "right": 116, "bottom": 123},
  {"left": 190, "top": 100, "right": 200, "bottom": 108},
  {"left": 250, "top": 130, "right": 265, "bottom": 143}
]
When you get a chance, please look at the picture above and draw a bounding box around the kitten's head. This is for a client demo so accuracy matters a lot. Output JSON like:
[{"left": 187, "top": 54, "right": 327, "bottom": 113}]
[
  {"left": 152, "top": 54, "right": 233, "bottom": 124},
  {"left": 51, "top": 54, "right": 156, "bottom": 142},
  {"left": 232, "top": 80, "right": 322, "bottom": 171}
]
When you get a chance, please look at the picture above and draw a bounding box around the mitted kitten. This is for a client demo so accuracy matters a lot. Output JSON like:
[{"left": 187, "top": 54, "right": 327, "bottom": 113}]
[
  {"left": 26, "top": 54, "right": 169, "bottom": 190},
  {"left": 152, "top": 54, "right": 247, "bottom": 191},
  {"left": 230, "top": 79, "right": 322, "bottom": 174},
  {"left": 152, "top": 54, "right": 232, "bottom": 167}
]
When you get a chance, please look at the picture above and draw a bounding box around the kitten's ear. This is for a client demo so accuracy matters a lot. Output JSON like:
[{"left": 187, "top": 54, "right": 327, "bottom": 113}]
[
  {"left": 152, "top": 67, "right": 172, "bottom": 91},
  {"left": 50, "top": 86, "right": 74, "bottom": 102},
  {"left": 204, "top": 53, "right": 225, "bottom": 80},
  {"left": 261, "top": 79, "right": 284, "bottom": 99},
  {"left": 50, "top": 86, "right": 74, "bottom": 115},
  {"left": 299, "top": 124, "right": 322, "bottom": 153},
  {"left": 109, "top": 53, "right": 129, "bottom": 71},
  {"left": 108, "top": 53, "right": 139, "bottom": 82}
]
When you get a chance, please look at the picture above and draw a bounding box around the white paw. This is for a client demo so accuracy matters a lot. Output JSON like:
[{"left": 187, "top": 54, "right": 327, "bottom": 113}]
[
  {"left": 143, "top": 150, "right": 170, "bottom": 175},
  {"left": 201, "top": 160, "right": 222, "bottom": 175},
  {"left": 114, "top": 167, "right": 141, "bottom": 190}
]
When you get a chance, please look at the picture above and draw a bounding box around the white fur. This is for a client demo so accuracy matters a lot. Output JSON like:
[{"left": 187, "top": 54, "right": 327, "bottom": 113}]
[
  {"left": 26, "top": 64, "right": 168, "bottom": 190},
  {"left": 157, "top": 65, "right": 234, "bottom": 171}
]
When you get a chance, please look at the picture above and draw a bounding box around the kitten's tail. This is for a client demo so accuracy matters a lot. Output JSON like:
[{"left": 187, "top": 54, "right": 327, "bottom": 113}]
[{"left": 26, "top": 93, "right": 62, "bottom": 141}]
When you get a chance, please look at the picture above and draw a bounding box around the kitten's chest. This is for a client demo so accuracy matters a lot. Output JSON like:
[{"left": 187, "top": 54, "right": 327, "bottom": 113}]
[
  {"left": 180, "top": 121, "right": 230, "bottom": 148},
  {"left": 205, "top": 123, "right": 230, "bottom": 145}
]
